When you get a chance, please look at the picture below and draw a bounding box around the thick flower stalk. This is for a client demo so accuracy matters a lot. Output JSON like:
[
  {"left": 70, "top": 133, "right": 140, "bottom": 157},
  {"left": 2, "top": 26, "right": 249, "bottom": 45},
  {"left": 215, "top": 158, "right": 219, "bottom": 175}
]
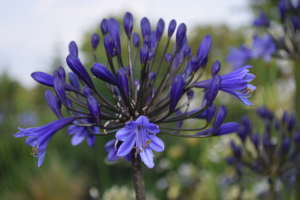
[
  {"left": 226, "top": 106, "right": 300, "bottom": 200},
  {"left": 15, "top": 12, "right": 255, "bottom": 200}
]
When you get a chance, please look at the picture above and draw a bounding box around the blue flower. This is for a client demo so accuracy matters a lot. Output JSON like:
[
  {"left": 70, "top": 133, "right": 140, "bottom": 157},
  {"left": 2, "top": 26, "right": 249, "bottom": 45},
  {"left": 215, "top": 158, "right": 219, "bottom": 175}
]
[
  {"left": 251, "top": 34, "right": 276, "bottom": 62},
  {"left": 67, "top": 115, "right": 98, "bottom": 147},
  {"left": 104, "top": 139, "right": 131, "bottom": 162},
  {"left": 14, "top": 117, "right": 76, "bottom": 167},
  {"left": 226, "top": 45, "right": 252, "bottom": 70},
  {"left": 116, "top": 116, "right": 164, "bottom": 168},
  {"left": 194, "top": 65, "right": 256, "bottom": 106}
]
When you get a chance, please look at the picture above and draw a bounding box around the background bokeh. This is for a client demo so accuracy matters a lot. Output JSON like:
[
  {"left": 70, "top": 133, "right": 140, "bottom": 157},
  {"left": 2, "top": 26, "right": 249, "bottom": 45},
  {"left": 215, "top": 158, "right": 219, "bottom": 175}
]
[{"left": 0, "top": 0, "right": 295, "bottom": 199}]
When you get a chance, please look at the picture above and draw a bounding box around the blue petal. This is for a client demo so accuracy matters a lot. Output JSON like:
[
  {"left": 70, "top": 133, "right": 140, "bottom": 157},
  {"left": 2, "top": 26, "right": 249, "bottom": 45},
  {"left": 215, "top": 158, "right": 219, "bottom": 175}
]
[
  {"left": 124, "top": 154, "right": 131, "bottom": 162},
  {"left": 145, "top": 123, "right": 160, "bottom": 134},
  {"left": 87, "top": 134, "right": 95, "bottom": 147},
  {"left": 104, "top": 139, "right": 116, "bottom": 151},
  {"left": 125, "top": 121, "right": 137, "bottom": 128},
  {"left": 147, "top": 134, "right": 164, "bottom": 152},
  {"left": 26, "top": 136, "right": 38, "bottom": 147},
  {"left": 140, "top": 148, "right": 154, "bottom": 168},
  {"left": 71, "top": 134, "right": 86, "bottom": 146},
  {"left": 136, "top": 116, "right": 149, "bottom": 126},
  {"left": 107, "top": 150, "right": 118, "bottom": 161},
  {"left": 117, "top": 134, "right": 136, "bottom": 156},
  {"left": 38, "top": 149, "right": 46, "bottom": 168},
  {"left": 116, "top": 128, "right": 134, "bottom": 141}
]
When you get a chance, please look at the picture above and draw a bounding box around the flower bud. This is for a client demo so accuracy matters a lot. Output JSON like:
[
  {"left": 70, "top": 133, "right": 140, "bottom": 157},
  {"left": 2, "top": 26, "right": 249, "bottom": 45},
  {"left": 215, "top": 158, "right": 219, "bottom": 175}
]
[
  {"left": 141, "top": 17, "right": 151, "bottom": 39},
  {"left": 82, "top": 85, "right": 92, "bottom": 98},
  {"left": 197, "top": 35, "right": 212, "bottom": 68},
  {"left": 148, "top": 72, "right": 156, "bottom": 81},
  {"left": 117, "top": 68, "right": 129, "bottom": 98},
  {"left": 91, "top": 33, "right": 100, "bottom": 50},
  {"left": 226, "top": 156, "right": 236, "bottom": 165},
  {"left": 184, "top": 46, "right": 191, "bottom": 58},
  {"left": 100, "top": 19, "right": 109, "bottom": 36},
  {"left": 91, "top": 63, "right": 118, "bottom": 85},
  {"left": 140, "top": 44, "right": 149, "bottom": 65},
  {"left": 150, "top": 31, "right": 156, "bottom": 50},
  {"left": 143, "top": 34, "right": 151, "bottom": 47},
  {"left": 241, "top": 116, "right": 252, "bottom": 135},
  {"left": 294, "top": 132, "right": 300, "bottom": 146},
  {"left": 282, "top": 111, "right": 288, "bottom": 123},
  {"left": 132, "top": 32, "right": 140, "bottom": 48},
  {"left": 288, "top": 113, "right": 296, "bottom": 131},
  {"left": 168, "top": 19, "right": 177, "bottom": 38},
  {"left": 165, "top": 52, "right": 172, "bottom": 64},
  {"left": 54, "top": 77, "right": 67, "bottom": 106},
  {"left": 123, "top": 12, "right": 133, "bottom": 37},
  {"left": 206, "top": 74, "right": 221, "bottom": 106},
  {"left": 211, "top": 105, "right": 227, "bottom": 134},
  {"left": 31, "top": 72, "right": 79, "bottom": 92},
  {"left": 185, "top": 61, "right": 192, "bottom": 79},
  {"left": 108, "top": 18, "right": 121, "bottom": 55},
  {"left": 87, "top": 96, "right": 101, "bottom": 125},
  {"left": 237, "top": 127, "right": 247, "bottom": 143},
  {"left": 253, "top": 11, "right": 270, "bottom": 27},
  {"left": 169, "top": 75, "right": 183, "bottom": 113},
  {"left": 206, "top": 104, "right": 216, "bottom": 124},
  {"left": 66, "top": 54, "right": 94, "bottom": 88},
  {"left": 274, "top": 119, "right": 280, "bottom": 130},
  {"left": 280, "top": 137, "right": 291, "bottom": 154},
  {"left": 230, "top": 141, "right": 242, "bottom": 158},
  {"left": 191, "top": 55, "right": 200, "bottom": 72},
  {"left": 45, "top": 90, "right": 63, "bottom": 119},
  {"left": 148, "top": 49, "right": 154, "bottom": 61},
  {"left": 125, "top": 65, "right": 130, "bottom": 76},
  {"left": 278, "top": 1, "right": 287, "bottom": 21},
  {"left": 251, "top": 133, "right": 259, "bottom": 149},
  {"left": 156, "top": 18, "right": 165, "bottom": 41},
  {"left": 176, "top": 110, "right": 183, "bottom": 128},
  {"left": 176, "top": 23, "right": 187, "bottom": 48},
  {"left": 186, "top": 90, "right": 194, "bottom": 100},
  {"left": 104, "top": 34, "right": 114, "bottom": 58},
  {"left": 212, "top": 60, "right": 221, "bottom": 77},
  {"left": 69, "top": 41, "right": 78, "bottom": 57},
  {"left": 292, "top": 16, "right": 300, "bottom": 31},
  {"left": 68, "top": 72, "right": 80, "bottom": 91}
]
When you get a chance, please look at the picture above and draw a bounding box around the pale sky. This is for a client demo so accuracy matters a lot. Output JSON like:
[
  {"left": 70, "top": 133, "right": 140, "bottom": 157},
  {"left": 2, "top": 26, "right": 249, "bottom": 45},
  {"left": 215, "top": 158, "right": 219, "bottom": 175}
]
[{"left": 0, "top": 0, "right": 252, "bottom": 88}]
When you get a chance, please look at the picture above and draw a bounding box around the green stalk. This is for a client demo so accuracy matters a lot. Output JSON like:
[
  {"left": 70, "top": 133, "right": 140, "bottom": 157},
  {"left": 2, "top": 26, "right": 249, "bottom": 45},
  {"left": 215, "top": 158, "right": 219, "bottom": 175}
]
[
  {"left": 296, "top": 61, "right": 300, "bottom": 200},
  {"left": 130, "top": 150, "right": 146, "bottom": 200},
  {"left": 269, "top": 176, "right": 276, "bottom": 200}
]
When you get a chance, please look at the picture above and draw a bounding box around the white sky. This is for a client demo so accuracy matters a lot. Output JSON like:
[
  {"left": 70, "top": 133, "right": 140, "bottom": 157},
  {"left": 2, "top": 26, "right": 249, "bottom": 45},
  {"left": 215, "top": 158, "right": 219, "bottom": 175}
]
[{"left": 0, "top": 0, "right": 252, "bottom": 88}]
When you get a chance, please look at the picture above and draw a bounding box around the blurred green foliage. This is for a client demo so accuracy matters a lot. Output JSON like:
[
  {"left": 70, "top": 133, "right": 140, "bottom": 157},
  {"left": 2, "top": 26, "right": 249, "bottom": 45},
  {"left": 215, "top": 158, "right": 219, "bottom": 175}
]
[{"left": 0, "top": 13, "right": 294, "bottom": 200}]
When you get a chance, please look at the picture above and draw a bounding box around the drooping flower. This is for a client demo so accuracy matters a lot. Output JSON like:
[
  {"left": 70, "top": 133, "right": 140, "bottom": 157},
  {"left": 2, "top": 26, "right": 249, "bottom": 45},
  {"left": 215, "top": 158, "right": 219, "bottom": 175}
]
[
  {"left": 14, "top": 117, "right": 76, "bottom": 167},
  {"left": 194, "top": 65, "right": 256, "bottom": 106},
  {"left": 116, "top": 116, "right": 164, "bottom": 168}
]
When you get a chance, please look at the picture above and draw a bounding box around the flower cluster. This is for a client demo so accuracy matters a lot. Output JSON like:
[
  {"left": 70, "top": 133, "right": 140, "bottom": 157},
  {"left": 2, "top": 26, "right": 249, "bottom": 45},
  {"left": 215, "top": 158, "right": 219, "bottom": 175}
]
[
  {"left": 227, "top": 0, "right": 300, "bottom": 69},
  {"left": 226, "top": 106, "right": 300, "bottom": 186},
  {"left": 15, "top": 12, "right": 255, "bottom": 168}
]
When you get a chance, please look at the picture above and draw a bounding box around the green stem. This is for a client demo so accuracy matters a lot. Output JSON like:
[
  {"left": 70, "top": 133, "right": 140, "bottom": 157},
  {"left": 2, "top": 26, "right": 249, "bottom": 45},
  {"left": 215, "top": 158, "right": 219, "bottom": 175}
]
[
  {"left": 130, "top": 150, "right": 146, "bottom": 200},
  {"left": 295, "top": 61, "right": 300, "bottom": 200},
  {"left": 269, "top": 177, "right": 276, "bottom": 200}
]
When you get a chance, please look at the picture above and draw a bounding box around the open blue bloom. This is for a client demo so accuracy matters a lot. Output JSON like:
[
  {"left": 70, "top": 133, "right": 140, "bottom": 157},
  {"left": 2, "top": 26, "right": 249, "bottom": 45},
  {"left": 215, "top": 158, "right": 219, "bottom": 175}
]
[
  {"left": 193, "top": 65, "right": 256, "bottom": 106},
  {"left": 116, "top": 116, "right": 164, "bottom": 168},
  {"left": 104, "top": 139, "right": 131, "bottom": 162},
  {"left": 251, "top": 34, "right": 276, "bottom": 62},
  {"left": 67, "top": 113, "right": 98, "bottom": 147},
  {"left": 14, "top": 117, "right": 76, "bottom": 167},
  {"left": 226, "top": 45, "right": 252, "bottom": 70}
]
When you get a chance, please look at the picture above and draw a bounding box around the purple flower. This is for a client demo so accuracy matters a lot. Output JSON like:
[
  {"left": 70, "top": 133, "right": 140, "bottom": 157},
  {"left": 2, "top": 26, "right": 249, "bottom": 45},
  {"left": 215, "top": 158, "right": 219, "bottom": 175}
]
[
  {"left": 168, "top": 19, "right": 177, "bottom": 38},
  {"left": 170, "top": 75, "right": 183, "bottom": 112},
  {"left": 104, "top": 139, "right": 131, "bottom": 162},
  {"left": 69, "top": 41, "right": 78, "bottom": 57},
  {"left": 253, "top": 11, "right": 270, "bottom": 27},
  {"left": 251, "top": 34, "right": 276, "bottom": 62},
  {"left": 14, "top": 117, "right": 76, "bottom": 167},
  {"left": 156, "top": 18, "right": 165, "bottom": 41},
  {"left": 91, "top": 63, "right": 118, "bottom": 85},
  {"left": 123, "top": 12, "right": 133, "bottom": 37},
  {"left": 226, "top": 45, "right": 252, "bottom": 70},
  {"left": 67, "top": 114, "right": 98, "bottom": 147},
  {"left": 116, "top": 116, "right": 164, "bottom": 168},
  {"left": 91, "top": 33, "right": 100, "bottom": 50},
  {"left": 194, "top": 65, "right": 256, "bottom": 106}
]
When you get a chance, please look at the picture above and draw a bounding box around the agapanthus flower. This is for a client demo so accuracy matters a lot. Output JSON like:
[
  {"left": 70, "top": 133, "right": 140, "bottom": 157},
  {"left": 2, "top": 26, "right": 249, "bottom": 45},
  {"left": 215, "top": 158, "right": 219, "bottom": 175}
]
[
  {"left": 226, "top": 45, "right": 252, "bottom": 70},
  {"left": 226, "top": 106, "right": 300, "bottom": 198},
  {"left": 253, "top": 11, "right": 270, "bottom": 27},
  {"left": 15, "top": 12, "right": 253, "bottom": 170},
  {"left": 251, "top": 34, "right": 276, "bottom": 62}
]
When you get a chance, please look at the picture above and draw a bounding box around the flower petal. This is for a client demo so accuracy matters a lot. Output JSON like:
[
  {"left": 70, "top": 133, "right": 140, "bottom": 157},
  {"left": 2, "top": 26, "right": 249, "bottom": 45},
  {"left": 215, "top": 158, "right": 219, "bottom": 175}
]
[
  {"left": 37, "top": 149, "right": 46, "bottom": 168},
  {"left": 26, "top": 136, "right": 38, "bottom": 147},
  {"left": 71, "top": 134, "right": 86, "bottom": 146},
  {"left": 107, "top": 150, "right": 118, "bottom": 161},
  {"left": 140, "top": 148, "right": 154, "bottom": 168},
  {"left": 87, "top": 134, "right": 95, "bottom": 147},
  {"left": 117, "top": 134, "right": 136, "bottom": 156},
  {"left": 116, "top": 128, "right": 134, "bottom": 141},
  {"left": 145, "top": 123, "right": 160, "bottom": 134},
  {"left": 147, "top": 134, "right": 164, "bottom": 152},
  {"left": 136, "top": 116, "right": 149, "bottom": 126}
]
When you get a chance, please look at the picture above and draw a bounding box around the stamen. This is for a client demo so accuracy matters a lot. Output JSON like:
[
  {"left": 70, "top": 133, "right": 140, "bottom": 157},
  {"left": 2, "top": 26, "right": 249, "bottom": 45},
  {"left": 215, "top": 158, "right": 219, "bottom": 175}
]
[{"left": 114, "top": 140, "right": 119, "bottom": 151}]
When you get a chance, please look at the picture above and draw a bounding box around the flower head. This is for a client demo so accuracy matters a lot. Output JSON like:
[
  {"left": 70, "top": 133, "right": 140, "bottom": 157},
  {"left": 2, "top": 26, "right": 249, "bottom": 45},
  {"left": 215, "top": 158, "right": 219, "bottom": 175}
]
[
  {"left": 251, "top": 34, "right": 276, "bottom": 62},
  {"left": 226, "top": 45, "right": 252, "bottom": 70}
]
